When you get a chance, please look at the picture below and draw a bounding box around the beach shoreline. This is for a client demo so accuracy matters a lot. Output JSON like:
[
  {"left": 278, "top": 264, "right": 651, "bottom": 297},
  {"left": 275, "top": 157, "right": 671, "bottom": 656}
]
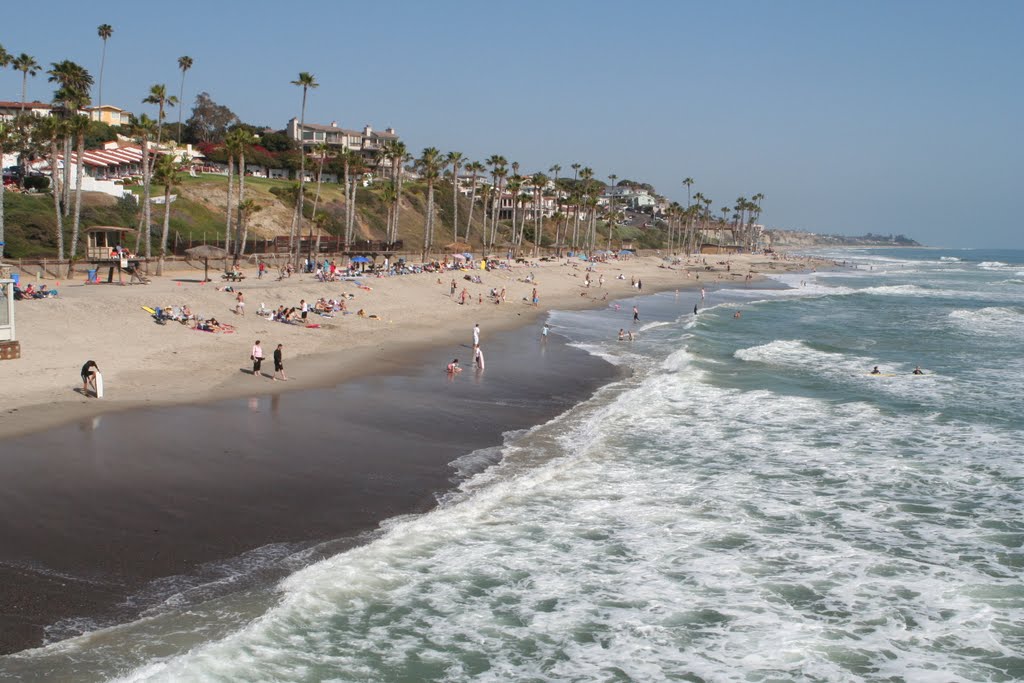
[{"left": 0, "top": 253, "right": 827, "bottom": 441}]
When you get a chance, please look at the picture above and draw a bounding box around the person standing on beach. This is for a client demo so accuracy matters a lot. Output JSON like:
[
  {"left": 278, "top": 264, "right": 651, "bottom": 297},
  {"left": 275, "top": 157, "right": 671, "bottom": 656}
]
[
  {"left": 633, "top": 305, "right": 640, "bottom": 323},
  {"left": 257, "top": 260, "right": 266, "bottom": 279},
  {"left": 273, "top": 344, "right": 287, "bottom": 381},
  {"left": 81, "top": 360, "right": 99, "bottom": 396},
  {"left": 235, "top": 291, "right": 245, "bottom": 316},
  {"left": 251, "top": 340, "right": 264, "bottom": 377},
  {"left": 473, "top": 323, "right": 480, "bottom": 347},
  {"left": 532, "top": 287, "right": 539, "bottom": 306}
]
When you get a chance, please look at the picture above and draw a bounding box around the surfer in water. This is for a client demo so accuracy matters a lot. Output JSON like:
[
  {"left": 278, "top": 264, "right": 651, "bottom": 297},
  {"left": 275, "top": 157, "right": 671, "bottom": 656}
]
[
  {"left": 912, "top": 366, "right": 924, "bottom": 375},
  {"left": 870, "top": 366, "right": 881, "bottom": 375}
]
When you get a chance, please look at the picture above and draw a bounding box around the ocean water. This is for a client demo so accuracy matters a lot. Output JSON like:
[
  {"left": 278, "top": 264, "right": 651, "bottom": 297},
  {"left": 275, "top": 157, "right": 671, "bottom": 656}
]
[{"left": 7, "top": 248, "right": 1024, "bottom": 682}]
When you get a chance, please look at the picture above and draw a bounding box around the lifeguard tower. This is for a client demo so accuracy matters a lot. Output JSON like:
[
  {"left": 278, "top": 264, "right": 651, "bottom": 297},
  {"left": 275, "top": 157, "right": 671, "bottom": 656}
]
[
  {"left": 84, "top": 226, "right": 148, "bottom": 284},
  {"left": 0, "top": 272, "right": 18, "bottom": 361}
]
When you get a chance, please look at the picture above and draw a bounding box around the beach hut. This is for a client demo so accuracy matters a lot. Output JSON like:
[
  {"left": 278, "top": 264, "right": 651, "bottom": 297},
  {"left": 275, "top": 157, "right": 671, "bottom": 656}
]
[
  {"left": 85, "top": 226, "right": 137, "bottom": 260},
  {"left": 0, "top": 276, "right": 18, "bottom": 360},
  {"left": 185, "top": 244, "right": 229, "bottom": 282}
]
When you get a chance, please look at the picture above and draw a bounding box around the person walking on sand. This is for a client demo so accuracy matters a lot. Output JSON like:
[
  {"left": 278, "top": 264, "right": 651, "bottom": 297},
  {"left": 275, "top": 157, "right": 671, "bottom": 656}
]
[
  {"left": 235, "top": 291, "right": 245, "bottom": 316},
  {"left": 251, "top": 340, "right": 264, "bottom": 377},
  {"left": 450, "top": 279, "right": 457, "bottom": 298},
  {"left": 273, "top": 344, "right": 288, "bottom": 381},
  {"left": 473, "top": 323, "right": 481, "bottom": 346},
  {"left": 532, "top": 287, "right": 539, "bottom": 306},
  {"left": 258, "top": 259, "right": 266, "bottom": 280}
]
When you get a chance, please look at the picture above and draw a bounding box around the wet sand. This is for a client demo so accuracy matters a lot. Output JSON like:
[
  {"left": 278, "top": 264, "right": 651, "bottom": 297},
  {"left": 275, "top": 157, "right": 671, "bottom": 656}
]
[{"left": 0, "top": 321, "right": 620, "bottom": 656}]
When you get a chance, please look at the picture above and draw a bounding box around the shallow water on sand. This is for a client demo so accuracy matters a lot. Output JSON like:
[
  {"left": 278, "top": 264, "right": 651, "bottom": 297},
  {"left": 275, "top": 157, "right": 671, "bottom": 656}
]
[{"left": 5, "top": 248, "right": 1024, "bottom": 682}]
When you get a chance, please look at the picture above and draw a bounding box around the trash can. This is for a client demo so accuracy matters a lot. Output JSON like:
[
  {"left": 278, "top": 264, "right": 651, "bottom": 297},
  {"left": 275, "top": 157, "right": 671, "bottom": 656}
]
[{"left": 87, "top": 269, "right": 97, "bottom": 283}]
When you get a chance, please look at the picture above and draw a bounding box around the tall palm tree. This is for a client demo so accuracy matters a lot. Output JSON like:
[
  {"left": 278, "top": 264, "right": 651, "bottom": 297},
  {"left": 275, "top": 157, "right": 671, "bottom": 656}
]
[
  {"left": 570, "top": 162, "right": 582, "bottom": 251},
  {"left": 532, "top": 172, "right": 548, "bottom": 256},
  {"left": 489, "top": 165, "right": 507, "bottom": 253},
  {"left": 33, "top": 117, "right": 66, "bottom": 258},
  {"left": 143, "top": 83, "right": 177, "bottom": 151},
  {"left": 176, "top": 56, "right": 193, "bottom": 143},
  {"left": 308, "top": 142, "right": 331, "bottom": 256},
  {"left": 237, "top": 199, "right": 262, "bottom": 258},
  {"left": 0, "top": 122, "right": 10, "bottom": 260},
  {"left": 66, "top": 114, "right": 91, "bottom": 264},
  {"left": 463, "top": 160, "right": 484, "bottom": 243},
  {"left": 417, "top": 147, "right": 443, "bottom": 259},
  {"left": 48, "top": 60, "right": 92, "bottom": 213},
  {"left": 153, "top": 152, "right": 183, "bottom": 272},
  {"left": 96, "top": 24, "right": 113, "bottom": 116},
  {"left": 12, "top": 54, "right": 41, "bottom": 113},
  {"left": 130, "top": 114, "right": 157, "bottom": 256},
  {"left": 506, "top": 175, "right": 522, "bottom": 248},
  {"left": 288, "top": 71, "right": 318, "bottom": 262},
  {"left": 382, "top": 139, "right": 407, "bottom": 244},
  {"left": 446, "top": 151, "right": 463, "bottom": 238},
  {"left": 230, "top": 128, "right": 254, "bottom": 258},
  {"left": 223, "top": 129, "right": 242, "bottom": 253}
]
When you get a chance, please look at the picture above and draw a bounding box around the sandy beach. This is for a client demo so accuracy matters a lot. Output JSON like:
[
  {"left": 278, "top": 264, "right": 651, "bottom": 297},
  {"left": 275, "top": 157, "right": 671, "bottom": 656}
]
[
  {"left": 0, "top": 252, "right": 820, "bottom": 440},
  {"left": 0, "top": 251, "right": 827, "bottom": 656}
]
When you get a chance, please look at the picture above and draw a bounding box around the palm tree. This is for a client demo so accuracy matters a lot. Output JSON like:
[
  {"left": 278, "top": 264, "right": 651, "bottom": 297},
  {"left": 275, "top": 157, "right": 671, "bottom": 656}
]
[
  {"left": 176, "top": 56, "right": 193, "bottom": 143},
  {"left": 237, "top": 199, "right": 262, "bottom": 258},
  {"left": 12, "top": 54, "right": 41, "bottom": 113},
  {"left": 66, "top": 114, "right": 91, "bottom": 264},
  {"left": 0, "top": 44, "right": 10, "bottom": 69},
  {"left": 34, "top": 116, "right": 66, "bottom": 259},
  {"left": 288, "top": 71, "right": 318, "bottom": 262},
  {"left": 379, "top": 181, "right": 397, "bottom": 247},
  {"left": 223, "top": 131, "right": 239, "bottom": 253},
  {"left": 230, "top": 128, "right": 254, "bottom": 258},
  {"left": 96, "top": 24, "right": 113, "bottom": 115},
  {"left": 308, "top": 142, "right": 331, "bottom": 257},
  {"left": 143, "top": 83, "right": 177, "bottom": 151},
  {"left": 463, "top": 160, "right": 484, "bottom": 243},
  {"left": 507, "top": 175, "right": 522, "bottom": 248},
  {"left": 381, "top": 139, "right": 407, "bottom": 244},
  {"left": 446, "top": 151, "right": 464, "bottom": 238},
  {"left": 48, "top": 60, "right": 93, "bottom": 214},
  {"left": 130, "top": 114, "right": 157, "bottom": 256},
  {"left": 489, "top": 165, "right": 507, "bottom": 254},
  {"left": 570, "top": 162, "right": 582, "bottom": 251},
  {"left": 153, "top": 152, "right": 183, "bottom": 272},
  {"left": 0, "top": 122, "right": 10, "bottom": 260},
  {"left": 417, "top": 147, "right": 443, "bottom": 259},
  {"left": 532, "top": 172, "right": 548, "bottom": 256}
]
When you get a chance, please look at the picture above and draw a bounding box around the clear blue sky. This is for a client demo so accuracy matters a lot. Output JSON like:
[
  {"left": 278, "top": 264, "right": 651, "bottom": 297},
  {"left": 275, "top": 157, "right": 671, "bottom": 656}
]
[{"left": 3, "top": 0, "right": 1021, "bottom": 247}]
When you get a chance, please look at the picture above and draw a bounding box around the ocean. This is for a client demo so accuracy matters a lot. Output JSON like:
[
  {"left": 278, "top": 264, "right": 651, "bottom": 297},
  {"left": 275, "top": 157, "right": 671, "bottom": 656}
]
[{"left": 6, "top": 248, "right": 1024, "bottom": 682}]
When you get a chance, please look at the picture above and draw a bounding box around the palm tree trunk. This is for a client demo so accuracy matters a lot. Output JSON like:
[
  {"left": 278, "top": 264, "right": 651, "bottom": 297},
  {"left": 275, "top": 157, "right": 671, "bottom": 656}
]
[
  {"left": 49, "top": 137, "right": 65, "bottom": 260},
  {"left": 465, "top": 177, "right": 477, "bottom": 243},
  {"left": 235, "top": 150, "right": 246, "bottom": 260},
  {"left": 225, "top": 155, "right": 234, "bottom": 252},
  {"left": 348, "top": 179, "right": 359, "bottom": 244},
  {"left": 62, "top": 136, "right": 72, "bottom": 216},
  {"left": 451, "top": 168, "right": 459, "bottom": 238},
  {"left": 67, "top": 131, "right": 86, "bottom": 272},
  {"left": 310, "top": 158, "right": 325, "bottom": 257},
  {"left": 158, "top": 183, "right": 171, "bottom": 275}
]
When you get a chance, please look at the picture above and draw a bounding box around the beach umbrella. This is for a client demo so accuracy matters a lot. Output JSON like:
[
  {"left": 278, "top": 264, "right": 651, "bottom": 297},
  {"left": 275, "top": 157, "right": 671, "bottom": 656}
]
[
  {"left": 351, "top": 255, "right": 370, "bottom": 263},
  {"left": 618, "top": 249, "right": 634, "bottom": 256},
  {"left": 452, "top": 253, "right": 467, "bottom": 262},
  {"left": 185, "top": 244, "right": 228, "bottom": 282}
]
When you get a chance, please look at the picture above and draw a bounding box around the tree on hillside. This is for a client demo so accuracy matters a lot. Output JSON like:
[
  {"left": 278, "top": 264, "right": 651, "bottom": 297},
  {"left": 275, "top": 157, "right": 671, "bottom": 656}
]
[
  {"left": 223, "top": 130, "right": 241, "bottom": 253},
  {"left": 185, "top": 92, "right": 239, "bottom": 144},
  {"left": 463, "top": 160, "right": 484, "bottom": 243},
  {"left": 67, "top": 114, "right": 91, "bottom": 264},
  {"left": 308, "top": 143, "right": 332, "bottom": 256},
  {"left": 176, "top": 56, "right": 193, "bottom": 143},
  {"left": 382, "top": 139, "right": 407, "bottom": 244},
  {"left": 231, "top": 128, "right": 254, "bottom": 259},
  {"left": 143, "top": 83, "right": 177, "bottom": 152},
  {"left": 237, "top": 199, "right": 261, "bottom": 258},
  {"left": 0, "top": 122, "right": 10, "bottom": 259},
  {"left": 129, "top": 114, "right": 157, "bottom": 257},
  {"left": 417, "top": 147, "right": 443, "bottom": 259},
  {"left": 34, "top": 117, "right": 66, "bottom": 258},
  {"left": 288, "top": 71, "right": 318, "bottom": 264},
  {"left": 96, "top": 25, "right": 112, "bottom": 113},
  {"left": 152, "top": 152, "right": 183, "bottom": 273},
  {"left": 446, "top": 151, "right": 463, "bottom": 238},
  {"left": 12, "top": 53, "right": 41, "bottom": 114}
]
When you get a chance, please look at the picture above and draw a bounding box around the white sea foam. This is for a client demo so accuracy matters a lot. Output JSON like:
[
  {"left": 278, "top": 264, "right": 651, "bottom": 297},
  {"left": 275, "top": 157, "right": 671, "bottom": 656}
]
[{"left": 948, "top": 307, "right": 1024, "bottom": 338}]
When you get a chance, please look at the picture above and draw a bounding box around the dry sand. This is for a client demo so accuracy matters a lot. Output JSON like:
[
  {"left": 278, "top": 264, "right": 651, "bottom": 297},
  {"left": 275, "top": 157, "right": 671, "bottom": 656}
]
[{"left": 0, "top": 252, "right": 823, "bottom": 440}]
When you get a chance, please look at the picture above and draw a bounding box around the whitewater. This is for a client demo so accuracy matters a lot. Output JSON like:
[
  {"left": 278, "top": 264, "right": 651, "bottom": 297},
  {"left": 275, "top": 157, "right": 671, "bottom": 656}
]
[{"left": 6, "top": 247, "right": 1023, "bottom": 682}]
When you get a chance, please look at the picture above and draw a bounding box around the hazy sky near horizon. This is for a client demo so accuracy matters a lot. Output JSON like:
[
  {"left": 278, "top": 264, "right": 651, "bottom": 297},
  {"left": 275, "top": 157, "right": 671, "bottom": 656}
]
[{"left": 2, "top": 0, "right": 1021, "bottom": 247}]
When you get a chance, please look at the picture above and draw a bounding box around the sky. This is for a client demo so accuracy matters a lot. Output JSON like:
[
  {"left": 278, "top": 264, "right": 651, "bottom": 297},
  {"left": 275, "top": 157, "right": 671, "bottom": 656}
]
[{"left": 2, "top": 0, "right": 1021, "bottom": 248}]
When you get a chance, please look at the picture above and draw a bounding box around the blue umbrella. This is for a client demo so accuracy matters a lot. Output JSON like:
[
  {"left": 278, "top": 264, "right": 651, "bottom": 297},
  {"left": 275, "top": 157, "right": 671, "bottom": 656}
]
[{"left": 351, "top": 255, "right": 370, "bottom": 263}]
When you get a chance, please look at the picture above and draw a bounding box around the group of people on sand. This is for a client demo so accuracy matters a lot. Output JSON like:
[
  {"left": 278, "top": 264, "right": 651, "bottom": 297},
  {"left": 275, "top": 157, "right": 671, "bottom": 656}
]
[{"left": 250, "top": 341, "right": 288, "bottom": 381}]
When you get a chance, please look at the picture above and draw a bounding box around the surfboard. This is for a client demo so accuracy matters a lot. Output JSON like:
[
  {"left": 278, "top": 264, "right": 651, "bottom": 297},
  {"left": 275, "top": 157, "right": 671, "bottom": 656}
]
[
  {"left": 867, "top": 373, "right": 897, "bottom": 377},
  {"left": 94, "top": 372, "right": 104, "bottom": 399},
  {"left": 142, "top": 306, "right": 157, "bottom": 315}
]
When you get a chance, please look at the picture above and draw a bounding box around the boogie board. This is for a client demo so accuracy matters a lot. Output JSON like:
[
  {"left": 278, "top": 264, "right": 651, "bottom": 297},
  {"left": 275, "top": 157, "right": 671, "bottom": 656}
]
[
  {"left": 94, "top": 371, "right": 104, "bottom": 398},
  {"left": 142, "top": 306, "right": 157, "bottom": 315}
]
